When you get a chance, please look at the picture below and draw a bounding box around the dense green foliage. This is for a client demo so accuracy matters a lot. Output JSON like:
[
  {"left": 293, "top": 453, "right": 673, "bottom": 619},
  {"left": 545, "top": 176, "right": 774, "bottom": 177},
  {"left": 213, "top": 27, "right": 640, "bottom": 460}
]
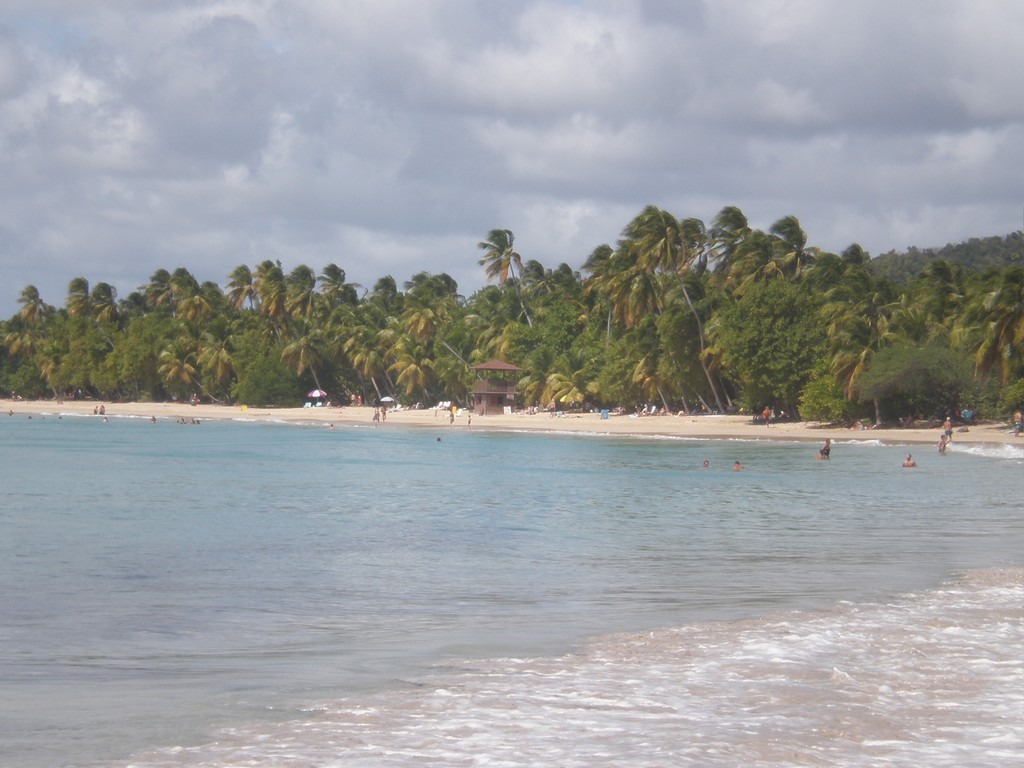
[
  {"left": 2, "top": 214, "right": 1022, "bottom": 424},
  {"left": 869, "top": 233, "right": 1022, "bottom": 285}
]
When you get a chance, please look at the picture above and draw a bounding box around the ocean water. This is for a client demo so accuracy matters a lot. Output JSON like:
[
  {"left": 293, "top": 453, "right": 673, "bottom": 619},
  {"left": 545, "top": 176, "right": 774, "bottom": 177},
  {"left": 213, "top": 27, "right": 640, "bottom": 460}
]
[{"left": 1, "top": 412, "right": 1021, "bottom": 767}]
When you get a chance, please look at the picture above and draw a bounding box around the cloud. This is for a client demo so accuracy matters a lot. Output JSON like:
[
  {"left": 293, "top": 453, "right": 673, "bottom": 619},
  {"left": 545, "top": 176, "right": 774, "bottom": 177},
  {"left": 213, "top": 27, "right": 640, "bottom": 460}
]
[{"left": 0, "top": 0, "right": 1021, "bottom": 315}]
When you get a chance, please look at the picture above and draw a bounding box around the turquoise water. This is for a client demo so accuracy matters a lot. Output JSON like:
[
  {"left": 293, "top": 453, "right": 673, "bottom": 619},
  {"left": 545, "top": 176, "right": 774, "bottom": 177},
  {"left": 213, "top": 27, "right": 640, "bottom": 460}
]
[{"left": 1, "top": 413, "right": 1022, "bottom": 767}]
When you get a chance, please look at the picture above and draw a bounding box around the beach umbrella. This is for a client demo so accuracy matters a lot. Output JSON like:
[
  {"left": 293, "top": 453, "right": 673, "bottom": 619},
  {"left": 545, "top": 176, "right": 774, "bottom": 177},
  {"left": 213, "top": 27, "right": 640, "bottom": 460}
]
[
  {"left": 307, "top": 389, "right": 327, "bottom": 398},
  {"left": 379, "top": 396, "right": 395, "bottom": 403}
]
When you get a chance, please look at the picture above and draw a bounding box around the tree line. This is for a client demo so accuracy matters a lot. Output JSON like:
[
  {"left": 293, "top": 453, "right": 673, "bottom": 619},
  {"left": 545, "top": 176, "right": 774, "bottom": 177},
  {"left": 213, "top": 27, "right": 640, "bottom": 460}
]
[{"left": 2, "top": 206, "right": 1022, "bottom": 424}]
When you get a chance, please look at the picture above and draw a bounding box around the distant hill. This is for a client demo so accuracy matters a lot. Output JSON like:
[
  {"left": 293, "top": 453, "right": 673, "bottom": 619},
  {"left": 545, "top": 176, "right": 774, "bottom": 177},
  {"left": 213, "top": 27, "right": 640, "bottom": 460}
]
[{"left": 867, "top": 232, "right": 1023, "bottom": 284}]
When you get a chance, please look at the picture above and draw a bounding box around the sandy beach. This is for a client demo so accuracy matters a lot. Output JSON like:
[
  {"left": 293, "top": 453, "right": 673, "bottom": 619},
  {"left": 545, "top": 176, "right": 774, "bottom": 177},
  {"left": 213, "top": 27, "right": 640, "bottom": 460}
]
[{"left": 4, "top": 398, "right": 1019, "bottom": 447}]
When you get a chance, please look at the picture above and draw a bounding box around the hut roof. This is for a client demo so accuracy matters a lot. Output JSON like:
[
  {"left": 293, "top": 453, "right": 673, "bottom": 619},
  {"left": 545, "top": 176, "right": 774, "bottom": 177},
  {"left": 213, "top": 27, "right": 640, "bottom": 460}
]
[{"left": 471, "top": 359, "right": 522, "bottom": 372}]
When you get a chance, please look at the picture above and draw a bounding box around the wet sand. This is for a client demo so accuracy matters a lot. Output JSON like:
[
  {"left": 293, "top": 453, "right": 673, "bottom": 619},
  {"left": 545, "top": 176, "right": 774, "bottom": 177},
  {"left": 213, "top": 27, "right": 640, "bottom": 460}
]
[{"left": 3, "top": 398, "right": 1018, "bottom": 447}]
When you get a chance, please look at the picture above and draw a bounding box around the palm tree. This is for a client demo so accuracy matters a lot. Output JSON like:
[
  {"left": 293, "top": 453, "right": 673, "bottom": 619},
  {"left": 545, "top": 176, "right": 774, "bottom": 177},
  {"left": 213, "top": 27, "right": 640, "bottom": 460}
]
[
  {"left": 6, "top": 287, "right": 50, "bottom": 361},
  {"left": 387, "top": 334, "right": 434, "bottom": 400},
  {"left": 680, "top": 217, "right": 711, "bottom": 274},
  {"left": 478, "top": 228, "right": 532, "bottom": 327},
  {"left": 582, "top": 244, "right": 618, "bottom": 341},
  {"left": 914, "top": 260, "right": 965, "bottom": 332},
  {"left": 402, "top": 272, "right": 460, "bottom": 343},
  {"left": 545, "top": 347, "right": 594, "bottom": 407},
  {"left": 226, "top": 264, "right": 257, "bottom": 311},
  {"left": 65, "top": 277, "right": 92, "bottom": 319},
  {"left": 822, "top": 266, "right": 900, "bottom": 421},
  {"left": 197, "top": 329, "right": 235, "bottom": 400},
  {"left": 144, "top": 269, "right": 175, "bottom": 314},
  {"left": 319, "top": 263, "right": 359, "bottom": 309},
  {"left": 769, "top": 215, "right": 816, "bottom": 279},
  {"left": 254, "top": 260, "right": 288, "bottom": 331},
  {"left": 608, "top": 257, "right": 663, "bottom": 328},
  {"left": 709, "top": 205, "right": 751, "bottom": 280},
  {"left": 959, "top": 265, "right": 1024, "bottom": 383},
  {"left": 286, "top": 264, "right": 320, "bottom": 322},
  {"left": 461, "top": 281, "right": 526, "bottom": 362},
  {"left": 343, "top": 321, "right": 389, "bottom": 402},
  {"left": 3, "top": 316, "right": 39, "bottom": 358},
  {"left": 158, "top": 338, "right": 199, "bottom": 398},
  {"left": 623, "top": 205, "right": 725, "bottom": 411},
  {"left": 90, "top": 282, "right": 120, "bottom": 326},
  {"left": 167, "top": 268, "right": 211, "bottom": 324},
  {"left": 281, "top": 323, "right": 326, "bottom": 393},
  {"left": 724, "top": 229, "right": 779, "bottom": 291},
  {"left": 17, "top": 285, "right": 52, "bottom": 326}
]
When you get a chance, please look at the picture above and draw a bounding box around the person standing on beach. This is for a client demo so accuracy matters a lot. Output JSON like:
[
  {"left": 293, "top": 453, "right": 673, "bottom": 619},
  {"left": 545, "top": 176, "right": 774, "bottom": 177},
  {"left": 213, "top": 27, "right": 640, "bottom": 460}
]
[
  {"left": 762, "top": 406, "right": 770, "bottom": 427},
  {"left": 1014, "top": 411, "right": 1023, "bottom": 437},
  {"left": 943, "top": 416, "right": 953, "bottom": 442}
]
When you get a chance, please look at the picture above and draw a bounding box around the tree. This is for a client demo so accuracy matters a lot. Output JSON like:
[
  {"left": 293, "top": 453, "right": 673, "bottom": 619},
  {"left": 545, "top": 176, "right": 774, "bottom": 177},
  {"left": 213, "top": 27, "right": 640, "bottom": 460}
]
[
  {"left": 712, "top": 279, "right": 824, "bottom": 414},
  {"left": 226, "top": 264, "right": 257, "bottom": 311},
  {"left": 709, "top": 205, "right": 750, "bottom": 280},
  {"left": 144, "top": 269, "right": 175, "bottom": 314},
  {"left": 387, "top": 334, "right": 434, "bottom": 400},
  {"left": 478, "top": 228, "right": 532, "bottom": 327},
  {"left": 286, "top": 264, "right": 320, "bottom": 322},
  {"left": 65, "top": 277, "right": 92, "bottom": 319},
  {"left": 319, "top": 263, "right": 359, "bottom": 308},
  {"left": 768, "top": 215, "right": 817, "bottom": 279},
  {"left": 157, "top": 337, "right": 199, "bottom": 398},
  {"left": 197, "top": 326, "right": 235, "bottom": 401},
  {"left": 855, "top": 343, "right": 974, "bottom": 420},
  {"left": 171, "top": 268, "right": 212, "bottom": 324},
  {"left": 231, "top": 335, "right": 297, "bottom": 406},
  {"left": 621, "top": 205, "right": 725, "bottom": 411},
  {"left": 958, "top": 266, "right": 1024, "bottom": 384},
  {"left": 17, "top": 285, "right": 52, "bottom": 326},
  {"left": 254, "top": 260, "right": 288, "bottom": 331},
  {"left": 281, "top": 323, "right": 326, "bottom": 393},
  {"left": 821, "top": 265, "right": 900, "bottom": 407}
]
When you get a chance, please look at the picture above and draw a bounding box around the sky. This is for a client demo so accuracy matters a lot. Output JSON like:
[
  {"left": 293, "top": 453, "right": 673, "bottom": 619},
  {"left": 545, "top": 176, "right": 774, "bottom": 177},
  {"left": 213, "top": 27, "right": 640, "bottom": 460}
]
[{"left": 1, "top": 0, "right": 1021, "bottom": 316}]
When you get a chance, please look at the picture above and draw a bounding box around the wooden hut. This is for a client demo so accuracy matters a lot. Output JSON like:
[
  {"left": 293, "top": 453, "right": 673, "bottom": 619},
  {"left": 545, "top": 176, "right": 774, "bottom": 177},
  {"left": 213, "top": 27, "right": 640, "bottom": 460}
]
[{"left": 471, "top": 360, "right": 521, "bottom": 415}]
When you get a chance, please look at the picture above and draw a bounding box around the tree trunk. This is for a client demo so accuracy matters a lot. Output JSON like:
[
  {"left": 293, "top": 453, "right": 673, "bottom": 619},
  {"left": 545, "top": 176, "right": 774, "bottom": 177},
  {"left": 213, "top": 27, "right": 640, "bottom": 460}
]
[
  {"left": 679, "top": 281, "right": 725, "bottom": 413},
  {"left": 657, "top": 385, "right": 671, "bottom": 414}
]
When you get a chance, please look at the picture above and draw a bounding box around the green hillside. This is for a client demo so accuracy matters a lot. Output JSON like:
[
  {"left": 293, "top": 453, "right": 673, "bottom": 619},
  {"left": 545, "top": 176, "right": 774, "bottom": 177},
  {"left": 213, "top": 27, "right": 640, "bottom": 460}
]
[{"left": 868, "top": 232, "right": 1023, "bottom": 284}]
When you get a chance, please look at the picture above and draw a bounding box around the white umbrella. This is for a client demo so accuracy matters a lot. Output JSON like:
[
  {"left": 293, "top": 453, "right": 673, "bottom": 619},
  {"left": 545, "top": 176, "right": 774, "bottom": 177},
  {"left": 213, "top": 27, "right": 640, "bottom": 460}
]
[
  {"left": 307, "top": 389, "right": 327, "bottom": 398},
  {"left": 379, "top": 396, "right": 395, "bottom": 402}
]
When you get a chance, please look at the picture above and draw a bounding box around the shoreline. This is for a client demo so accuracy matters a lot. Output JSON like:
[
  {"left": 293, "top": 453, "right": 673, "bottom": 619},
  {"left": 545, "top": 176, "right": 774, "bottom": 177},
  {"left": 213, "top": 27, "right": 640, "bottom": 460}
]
[{"left": 4, "top": 398, "right": 1020, "bottom": 448}]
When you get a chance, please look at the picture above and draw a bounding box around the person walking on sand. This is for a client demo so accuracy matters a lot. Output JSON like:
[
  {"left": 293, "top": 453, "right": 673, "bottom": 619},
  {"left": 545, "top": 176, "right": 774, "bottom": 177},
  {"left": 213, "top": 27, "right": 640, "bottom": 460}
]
[
  {"left": 943, "top": 416, "right": 953, "bottom": 442},
  {"left": 1014, "top": 411, "right": 1023, "bottom": 437},
  {"left": 902, "top": 453, "right": 917, "bottom": 467}
]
